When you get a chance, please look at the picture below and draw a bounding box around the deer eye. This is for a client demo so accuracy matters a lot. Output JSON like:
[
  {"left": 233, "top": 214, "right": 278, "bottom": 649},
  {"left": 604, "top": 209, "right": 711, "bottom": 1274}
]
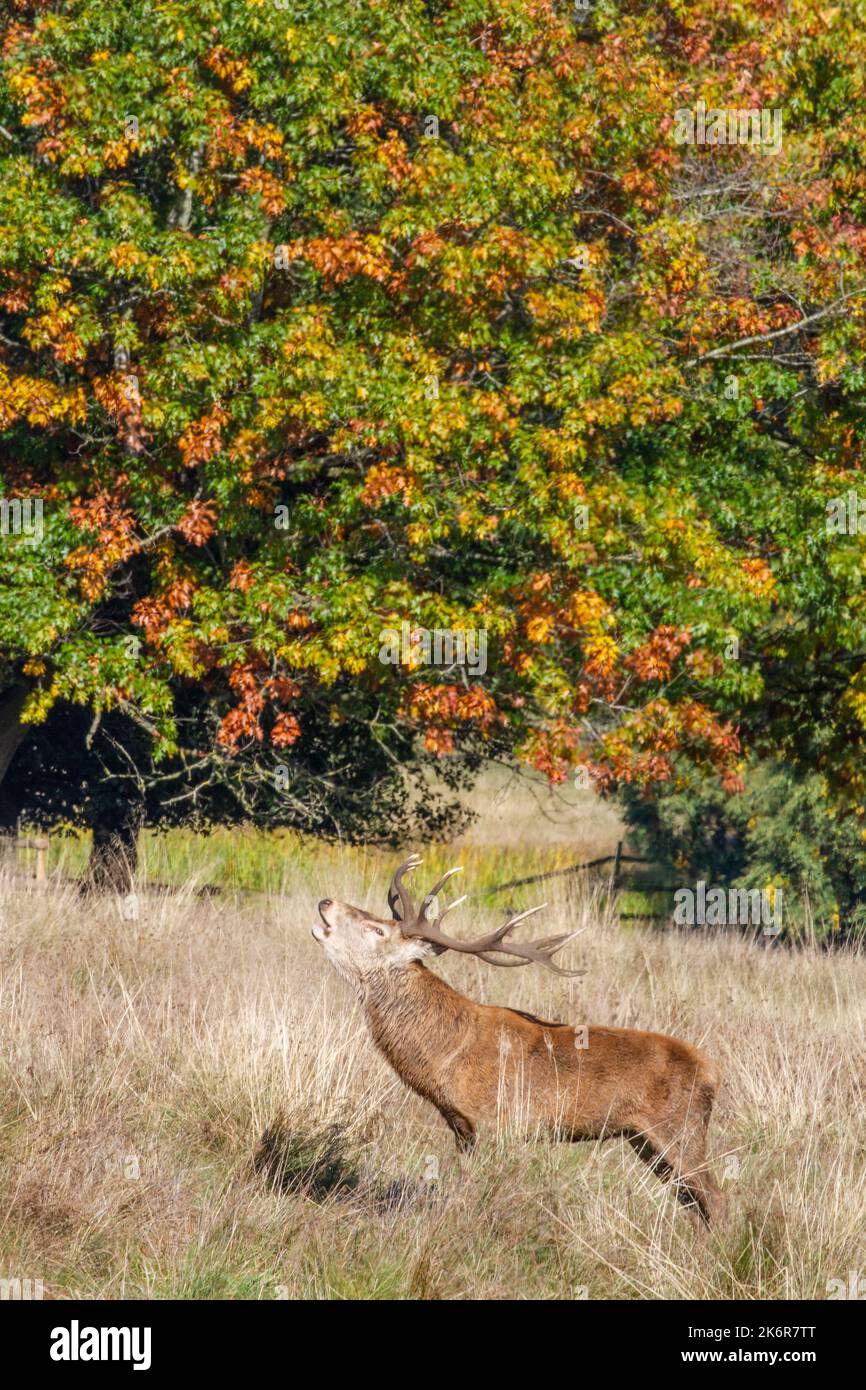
[{"left": 366, "top": 924, "right": 385, "bottom": 937}]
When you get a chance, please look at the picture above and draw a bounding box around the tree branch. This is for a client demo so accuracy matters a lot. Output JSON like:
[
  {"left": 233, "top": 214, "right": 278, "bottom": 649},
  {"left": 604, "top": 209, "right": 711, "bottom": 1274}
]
[{"left": 686, "top": 287, "right": 866, "bottom": 367}]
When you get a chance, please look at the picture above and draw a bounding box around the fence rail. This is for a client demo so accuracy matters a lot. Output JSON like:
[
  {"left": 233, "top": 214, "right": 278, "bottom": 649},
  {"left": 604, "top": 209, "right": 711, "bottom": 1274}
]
[
  {"left": 0, "top": 830, "right": 678, "bottom": 916},
  {"left": 479, "top": 841, "right": 673, "bottom": 899}
]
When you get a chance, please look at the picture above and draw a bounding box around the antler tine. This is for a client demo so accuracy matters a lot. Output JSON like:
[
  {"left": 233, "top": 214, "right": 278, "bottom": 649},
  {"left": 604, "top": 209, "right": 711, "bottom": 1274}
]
[
  {"left": 477, "top": 929, "right": 587, "bottom": 975},
  {"left": 388, "top": 854, "right": 423, "bottom": 923},
  {"left": 419, "top": 866, "right": 464, "bottom": 918},
  {"left": 398, "top": 877, "right": 586, "bottom": 975},
  {"left": 417, "top": 891, "right": 469, "bottom": 953},
  {"left": 485, "top": 903, "right": 548, "bottom": 942},
  {"left": 434, "top": 892, "right": 468, "bottom": 923}
]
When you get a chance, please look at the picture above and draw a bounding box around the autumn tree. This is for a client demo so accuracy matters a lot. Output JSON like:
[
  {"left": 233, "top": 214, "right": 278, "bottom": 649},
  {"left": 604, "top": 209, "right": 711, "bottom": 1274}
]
[{"left": 2, "top": 0, "right": 866, "bottom": 885}]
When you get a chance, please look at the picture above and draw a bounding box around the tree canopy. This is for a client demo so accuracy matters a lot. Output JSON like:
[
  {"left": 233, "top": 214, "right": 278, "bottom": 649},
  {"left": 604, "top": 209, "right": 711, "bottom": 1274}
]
[{"left": 2, "top": 0, "right": 866, "bottom": 840}]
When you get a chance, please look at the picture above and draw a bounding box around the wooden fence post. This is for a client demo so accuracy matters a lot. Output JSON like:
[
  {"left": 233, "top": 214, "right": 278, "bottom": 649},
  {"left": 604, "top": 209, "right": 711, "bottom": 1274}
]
[
  {"left": 14, "top": 828, "right": 49, "bottom": 882},
  {"left": 611, "top": 839, "right": 623, "bottom": 891}
]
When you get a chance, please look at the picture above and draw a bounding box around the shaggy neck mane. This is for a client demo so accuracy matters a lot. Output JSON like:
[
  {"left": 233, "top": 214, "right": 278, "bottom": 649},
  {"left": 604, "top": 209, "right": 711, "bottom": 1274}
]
[
  {"left": 361, "top": 960, "right": 467, "bottom": 1029},
  {"left": 359, "top": 962, "right": 474, "bottom": 1093}
]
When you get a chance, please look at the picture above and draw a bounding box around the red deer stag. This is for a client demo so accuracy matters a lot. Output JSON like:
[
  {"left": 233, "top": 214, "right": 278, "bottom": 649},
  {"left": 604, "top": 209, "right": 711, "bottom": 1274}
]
[{"left": 312, "top": 855, "right": 724, "bottom": 1224}]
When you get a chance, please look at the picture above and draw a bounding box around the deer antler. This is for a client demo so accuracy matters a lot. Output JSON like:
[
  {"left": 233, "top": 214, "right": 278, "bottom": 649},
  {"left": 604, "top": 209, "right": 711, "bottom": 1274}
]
[
  {"left": 387, "top": 853, "right": 423, "bottom": 922},
  {"left": 388, "top": 856, "right": 585, "bottom": 976}
]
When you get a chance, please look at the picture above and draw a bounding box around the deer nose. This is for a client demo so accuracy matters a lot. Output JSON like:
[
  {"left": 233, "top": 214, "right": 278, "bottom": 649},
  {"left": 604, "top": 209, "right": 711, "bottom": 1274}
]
[{"left": 319, "top": 899, "right": 332, "bottom": 912}]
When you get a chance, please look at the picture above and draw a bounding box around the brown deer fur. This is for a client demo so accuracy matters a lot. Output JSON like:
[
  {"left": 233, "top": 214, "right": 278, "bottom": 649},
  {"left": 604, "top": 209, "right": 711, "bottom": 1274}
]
[{"left": 312, "top": 873, "right": 724, "bottom": 1225}]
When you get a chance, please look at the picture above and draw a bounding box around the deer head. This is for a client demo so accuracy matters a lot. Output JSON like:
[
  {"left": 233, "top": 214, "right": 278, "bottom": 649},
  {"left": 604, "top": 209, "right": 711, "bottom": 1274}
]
[{"left": 312, "top": 854, "right": 584, "bottom": 984}]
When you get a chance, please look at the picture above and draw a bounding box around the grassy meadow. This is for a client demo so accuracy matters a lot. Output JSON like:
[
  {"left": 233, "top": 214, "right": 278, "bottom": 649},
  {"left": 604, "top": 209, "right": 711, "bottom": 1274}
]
[{"left": 1, "top": 783, "right": 864, "bottom": 1300}]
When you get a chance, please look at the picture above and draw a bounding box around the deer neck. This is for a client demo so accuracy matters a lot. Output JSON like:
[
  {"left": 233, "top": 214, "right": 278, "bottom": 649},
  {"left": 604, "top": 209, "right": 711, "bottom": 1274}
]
[{"left": 360, "top": 962, "right": 474, "bottom": 1094}]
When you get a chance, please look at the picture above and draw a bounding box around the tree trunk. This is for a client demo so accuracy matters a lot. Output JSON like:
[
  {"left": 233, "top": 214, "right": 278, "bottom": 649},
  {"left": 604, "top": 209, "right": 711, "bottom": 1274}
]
[
  {"left": 0, "top": 683, "right": 28, "bottom": 787},
  {"left": 85, "top": 810, "right": 141, "bottom": 894}
]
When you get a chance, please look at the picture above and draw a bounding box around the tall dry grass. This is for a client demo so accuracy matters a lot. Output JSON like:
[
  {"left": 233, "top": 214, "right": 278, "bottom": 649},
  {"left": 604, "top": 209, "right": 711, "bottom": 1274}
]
[{"left": 0, "top": 848, "right": 864, "bottom": 1300}]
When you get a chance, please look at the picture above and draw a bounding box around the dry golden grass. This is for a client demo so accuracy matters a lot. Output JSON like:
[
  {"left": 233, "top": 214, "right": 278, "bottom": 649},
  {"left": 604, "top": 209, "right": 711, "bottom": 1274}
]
[
  {"left": 450, "top": 764, "right": 625, "bottom": 852},
  {"left": 0, "top": 846, "right": 864, "bottom": 1301}
]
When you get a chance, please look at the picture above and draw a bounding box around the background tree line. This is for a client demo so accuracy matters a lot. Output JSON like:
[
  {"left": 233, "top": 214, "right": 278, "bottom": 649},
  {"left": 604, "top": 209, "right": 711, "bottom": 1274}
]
[{"left": 2, "top": 0, "right": 866, "bottom": 929}]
